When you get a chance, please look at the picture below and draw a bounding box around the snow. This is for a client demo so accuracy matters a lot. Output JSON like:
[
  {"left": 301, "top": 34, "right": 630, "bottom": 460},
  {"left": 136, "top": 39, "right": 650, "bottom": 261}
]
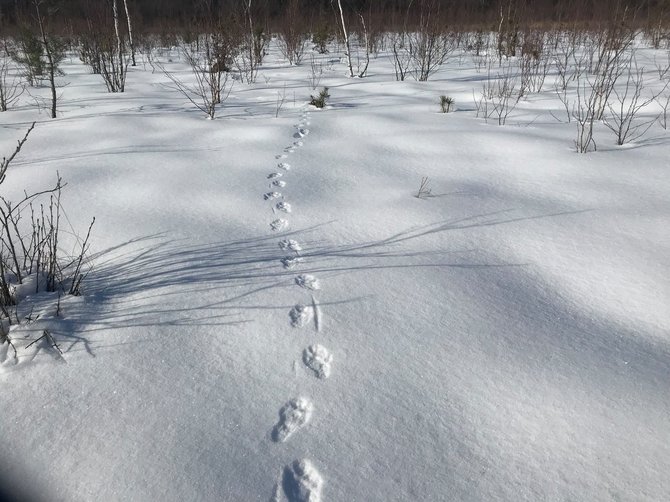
[{"left": 1, "top": 38, "right": 669, "bottom": 501}]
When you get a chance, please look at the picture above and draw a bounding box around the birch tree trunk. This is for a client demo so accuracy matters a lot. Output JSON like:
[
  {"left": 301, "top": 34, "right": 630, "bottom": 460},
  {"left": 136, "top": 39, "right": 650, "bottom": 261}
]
[
  {"left": 34, "top": 0, "right": 57, "bottom": 118},
  {"left": 122, "top": 0, "right": 136, "bottom": 66},
  {"left": 247, "top": 0, "right": 256, "bottom": 81},
  {"left": 335, "top": 0, "right": 354, "bottom": 77},
  {"left": 112, "top": 0, "right": 125, "bottom": 91}
]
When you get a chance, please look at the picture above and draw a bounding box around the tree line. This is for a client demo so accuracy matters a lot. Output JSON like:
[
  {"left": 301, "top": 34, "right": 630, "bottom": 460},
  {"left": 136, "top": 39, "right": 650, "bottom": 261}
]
[{"left": 1, "top": 0, "right": 670, "bottom": 36}]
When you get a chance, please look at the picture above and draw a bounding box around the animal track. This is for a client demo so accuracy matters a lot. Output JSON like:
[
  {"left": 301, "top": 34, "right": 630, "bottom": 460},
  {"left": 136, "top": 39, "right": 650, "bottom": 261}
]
[
  {"left": 302, "top": 345, "right": 332, "bottom": 379},
  {"left": 279, "top": 239, "right": 302, "bottom": 252},
  {"left": 282, "top": 459, "right": 323, "bottom": 502},
  {"left": 267, "top": 172, "right": 283, "bottom": 179},
  {"left": 272, "top": 180, "right": 287, "bottom": 188},
  {"left": 281, "top": 256, "right": 303, "bottom": 269},
  {"left": 276, "top": 154, "right": 288, "bottom": 159},
  {"left": 296, "top": 128, "right": 309, "bottom": 138},
  {"left": 264, "top": 192, "right": 281, "bottom": 200},
  {"left": 278, "top": 162, "right": 291, "bottom": 171},
  {"left": 289, "top": 305, "right": 313, "bottom": 328},
  {"left": 293, "top": 140, "right": 304, "bottom": 147},
  {"left": 276, "top": 202, "right": 292, "bottom": 213},
  {"left": 270, "top": 219, "right": 289, "bottom": 231},
  {"left": 272, "top": 398, "right": 313, "bottom": 443},
  {"left": 295, "top": 274, "right": 320, "bottom": 290}
]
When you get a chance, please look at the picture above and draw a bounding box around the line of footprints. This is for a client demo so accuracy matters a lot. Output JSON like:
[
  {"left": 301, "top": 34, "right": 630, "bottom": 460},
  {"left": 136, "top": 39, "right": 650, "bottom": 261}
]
[{"left": 265, "top": 110, "right": 330, "bottom": 502}]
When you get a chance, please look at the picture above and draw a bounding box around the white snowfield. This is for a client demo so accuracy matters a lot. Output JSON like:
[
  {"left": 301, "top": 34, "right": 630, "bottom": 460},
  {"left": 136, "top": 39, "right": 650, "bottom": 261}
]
[{"left": 1, "top": 36, "right": 669, "bottom": 502}]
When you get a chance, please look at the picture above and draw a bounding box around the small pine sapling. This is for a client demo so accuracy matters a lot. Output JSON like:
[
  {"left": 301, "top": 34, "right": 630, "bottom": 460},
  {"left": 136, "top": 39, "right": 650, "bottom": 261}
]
[
  {"left": 439, "top": 95, "right": 454, "bottom": 113},
  {"left": 309, "top": 87, "right": 330, "bottom": 108}
]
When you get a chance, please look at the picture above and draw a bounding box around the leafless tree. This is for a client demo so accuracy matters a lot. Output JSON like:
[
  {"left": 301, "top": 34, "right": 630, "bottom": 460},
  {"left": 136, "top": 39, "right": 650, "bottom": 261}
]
[
  {"left": 122, "top": 0, "right": 136, "bottom": 66},
  {"left": 110, "top": 0, "right": 126, "bottom": 90},
  {"left": 656, "top": 90, "right": 670, "bottom": 129},
  {"left": 0, "top": 41, "right": 24, "bottom": 111},
  {"left": 333, "top": 0, "right": 354, "bottom": 77},
  {"left": 390, "top": 31, "right": 412, "bottom": 81},
  {"left": 33, "top": 0, "right": 58, "bottom": 118},
  {"left": 355, "top": 12, "right": 371, "bottom": 78}
]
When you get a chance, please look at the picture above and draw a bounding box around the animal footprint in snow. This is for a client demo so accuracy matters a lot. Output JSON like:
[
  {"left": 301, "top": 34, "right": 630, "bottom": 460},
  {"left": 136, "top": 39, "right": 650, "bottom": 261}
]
[
  {"left": 270, "top": 219, "right": 289, "bottom": 231},
  {"left": 296, "top": 128, "right": 309, "bottom": 138},
  {"left": 276, "top": 202, "right": 291, "bottom": 213},
  {"left": 272, "top": 180, "right": 286, "bottom": 188},
  {"left": 282, "top": 459, "right": 323, "bottom": 502},
  {"left": 284, "top": 146, "right": 295, "bottom": 153},
  {"left": 295, "top": 274, "right": 320, "bottom": 290},
  {"left": 281, "top": 256, "right": 303, "bottom": 269},
  {"left": 277, "top": 162, "right": 291, "bottom": 171},
  {"left": 276, "top": 153, "right": 288, "bottom": 159},
  {"left": 264, "top": 192, "right": 281, "bottom": 200},
  {"left": 293, "top": 140, "right": 304, "bottom": 147},
  {"left": 272, "top": 398, "right": 313, "bottom": 443},
  {"left": 267, "top": 172, "right": 283, "bottom": 179},
  {"left": 289, "top": 304, "right": 313, "bottom": 328},
  {"left": 303, "top": 345, "right": 332, "bottom": 379},
  {"left": 279, "top": 239, "right": 302, "bottom": 252}
]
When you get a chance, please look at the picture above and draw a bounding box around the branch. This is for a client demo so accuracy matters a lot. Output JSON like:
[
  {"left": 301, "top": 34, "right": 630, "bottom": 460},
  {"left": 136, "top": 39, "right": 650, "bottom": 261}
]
[{"left": 0, "top": 122, "right": 36, "bottom": 184}]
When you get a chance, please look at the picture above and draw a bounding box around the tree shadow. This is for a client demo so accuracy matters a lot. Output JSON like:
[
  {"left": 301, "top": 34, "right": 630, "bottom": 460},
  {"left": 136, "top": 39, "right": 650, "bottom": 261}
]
[{"left": 3, "top": 208, "right": 594, "bottom": 367}]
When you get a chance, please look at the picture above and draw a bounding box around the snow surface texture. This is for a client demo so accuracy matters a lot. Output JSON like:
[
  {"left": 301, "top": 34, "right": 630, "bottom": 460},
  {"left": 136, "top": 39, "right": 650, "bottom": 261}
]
[{"left": 1, "top": 35, "right": 669, "bottom": 502}]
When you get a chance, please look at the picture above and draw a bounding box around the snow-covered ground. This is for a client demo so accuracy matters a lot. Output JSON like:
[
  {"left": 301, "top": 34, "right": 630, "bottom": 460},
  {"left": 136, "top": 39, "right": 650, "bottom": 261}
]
[{"left": 1, "top": 38, "right": 669, "bottom": 501}]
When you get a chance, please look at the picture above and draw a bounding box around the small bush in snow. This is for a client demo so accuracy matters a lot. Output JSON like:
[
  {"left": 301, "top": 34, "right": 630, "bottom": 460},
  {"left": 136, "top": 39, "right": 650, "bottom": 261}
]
[
  {"left": 416, "top": 177, "right": 432, "bottom": 198},
  {"left": 439, "top": 95, "right": 454, "bottom": 113},
  {"left": 309, "top": 87, "right": 330, "bottom": 108},
  {"left": 0, "top": 123, "right": 95, "bottom": 362}
]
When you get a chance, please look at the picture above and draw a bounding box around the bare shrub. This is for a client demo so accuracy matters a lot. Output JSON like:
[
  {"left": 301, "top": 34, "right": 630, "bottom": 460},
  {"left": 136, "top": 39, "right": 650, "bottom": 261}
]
[
  {"left": 518, "top": 31, "right": 550, "bottom": 96},
  {"left": 603, "top": 57, "right": 668, "bottom": 145},
  {"left": 475, "top": 61, "right": 520, "bottom": 125},
  {"left": 408, "top": 1, "right": 454, "bottom": 81},
  {"left": 277, "top": 0, "right": 308, "bottom": 66},
  {"left": 158, "top": 31, "right": 234, "bottom": 119},
  {"left": 0, "top": 124, "right": 95, "bottom": 360},
  {"left": 308, "top": 54, "right": 323, "bottom": 90}
]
